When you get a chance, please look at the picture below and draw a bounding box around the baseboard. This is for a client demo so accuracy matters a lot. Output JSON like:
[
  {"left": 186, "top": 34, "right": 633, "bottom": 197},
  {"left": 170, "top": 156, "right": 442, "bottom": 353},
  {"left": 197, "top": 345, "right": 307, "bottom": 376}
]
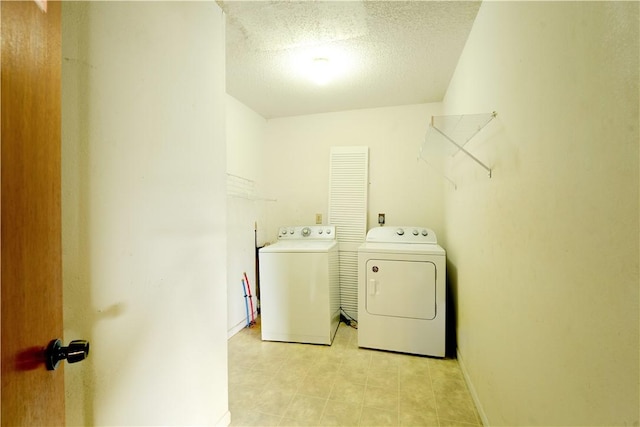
[
  {"left": 215, "top": 410, "right": 231, "bottom": 427},
  {"left": 227, "top": 312, "right": 257, "bottom": 339},
  {"left": 457, "top": 347, "right": 490, "bottom": 426}
]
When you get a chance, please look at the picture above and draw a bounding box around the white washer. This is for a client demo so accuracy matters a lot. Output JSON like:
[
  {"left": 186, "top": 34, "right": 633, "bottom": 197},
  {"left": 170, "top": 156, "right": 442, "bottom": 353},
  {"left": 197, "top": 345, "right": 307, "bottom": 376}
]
[
  {"left": 358, "top": 226, "right": 446, "bottom": 357},
  {"left": 259, "top": 225, "right": 340, "bottom": 345}
]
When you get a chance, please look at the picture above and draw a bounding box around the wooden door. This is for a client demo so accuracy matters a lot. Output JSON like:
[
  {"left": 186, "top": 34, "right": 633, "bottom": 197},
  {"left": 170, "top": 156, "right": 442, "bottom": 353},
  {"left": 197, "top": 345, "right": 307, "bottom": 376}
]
[{"left": 1, "top": 1, "right": 64, "bottom": 426}]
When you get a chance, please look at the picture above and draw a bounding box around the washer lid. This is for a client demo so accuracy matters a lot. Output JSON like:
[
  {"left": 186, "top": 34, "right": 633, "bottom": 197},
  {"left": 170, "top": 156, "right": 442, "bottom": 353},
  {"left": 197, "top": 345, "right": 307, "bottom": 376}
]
[{"left": 260, "top": 240, "right": 338, "bottom": 253}]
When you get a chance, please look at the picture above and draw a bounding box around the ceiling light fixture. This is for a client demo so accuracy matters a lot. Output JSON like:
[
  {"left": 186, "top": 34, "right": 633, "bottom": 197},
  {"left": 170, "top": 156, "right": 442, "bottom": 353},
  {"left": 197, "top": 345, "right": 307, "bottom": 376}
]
[
  {"left": 288, "top": 47, "right": 356, "bottom": 86},
  {"left": 310, "top": 57, "right": 332, "bottom": 85}
]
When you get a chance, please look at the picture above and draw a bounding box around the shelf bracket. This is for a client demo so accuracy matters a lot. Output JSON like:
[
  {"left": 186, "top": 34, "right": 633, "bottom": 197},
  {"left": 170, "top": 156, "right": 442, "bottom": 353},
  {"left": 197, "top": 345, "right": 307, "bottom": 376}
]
[
  {"left": 418, "top": 112, "right": 496, "bottom": 187},
  {"left": 430, "top": 124, "right": 492, "bottom": 178}
]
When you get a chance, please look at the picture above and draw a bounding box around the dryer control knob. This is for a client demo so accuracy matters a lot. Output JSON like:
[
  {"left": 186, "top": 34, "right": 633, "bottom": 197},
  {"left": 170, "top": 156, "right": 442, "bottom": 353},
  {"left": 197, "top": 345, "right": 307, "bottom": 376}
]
[
  {"left": 412, "top": 229, "right": 419, "bottom": 236},
  {"left": 301, "top": 227, "right": 311, "bottom": 237},
  {"left": 326, "top": 229, "right": 332, "bottom": 234},
  {"left": 396, "top": 228, "right": 404, "bottom": 236},
  {"left": 422, "top": 229, "right": 428, "bottom": 236}
]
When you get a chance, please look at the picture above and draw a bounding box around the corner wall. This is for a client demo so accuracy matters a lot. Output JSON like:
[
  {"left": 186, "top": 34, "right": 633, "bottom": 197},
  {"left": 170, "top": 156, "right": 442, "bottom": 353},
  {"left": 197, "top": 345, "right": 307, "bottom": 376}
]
[
  {"left": 62, "top": 3, "right": 229, "bottom": 425},
  {"left": 442, "top": 2, "right": 639, "bottom": 425},
  {"left": 226, "top": 95, "right": 267, "bottom": 336}
]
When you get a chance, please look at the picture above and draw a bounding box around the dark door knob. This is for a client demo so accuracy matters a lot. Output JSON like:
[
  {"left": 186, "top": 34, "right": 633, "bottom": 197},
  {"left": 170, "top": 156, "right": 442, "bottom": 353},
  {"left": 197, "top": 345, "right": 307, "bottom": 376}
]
[{"left": 45, "top": 339, "right": 89, "bottom": 371}]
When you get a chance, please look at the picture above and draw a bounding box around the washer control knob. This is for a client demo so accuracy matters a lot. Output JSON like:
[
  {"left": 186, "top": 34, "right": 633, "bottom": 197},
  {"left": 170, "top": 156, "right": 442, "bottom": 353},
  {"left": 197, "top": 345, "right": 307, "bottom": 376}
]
[
  {"left": 301, "top": 227, "right": 311, "bottom": 237},
  {"left": 289, "top": 228, "right": 295, "bottom": 235},
  {"left": 318, "top": 229, "right": 323, "bottom": 234},
  {"left": 412, "top": 229, "right": 419, "bottom": 236},
  {"left": 396, "top": 228, "right": 404, "bottom": 236},
  {"left": 422, "top": 229, "right": 428, "bottom": 236},
  {"left": 326, "top": 229, "right": 331, "bottom": 234},
  {"left": 281, "top": 229, "right": 287, "bottom": 235}
]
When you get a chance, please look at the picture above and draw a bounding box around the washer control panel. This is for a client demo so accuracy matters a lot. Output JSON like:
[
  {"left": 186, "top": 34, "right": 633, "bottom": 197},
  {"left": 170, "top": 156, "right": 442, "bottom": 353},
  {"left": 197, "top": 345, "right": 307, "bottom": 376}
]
[
  {"left": 278, "top": 225, "right": 336, "bottom": 240},
  {"left": 365, "top": 226, "right": 437, "bottom": 244}
]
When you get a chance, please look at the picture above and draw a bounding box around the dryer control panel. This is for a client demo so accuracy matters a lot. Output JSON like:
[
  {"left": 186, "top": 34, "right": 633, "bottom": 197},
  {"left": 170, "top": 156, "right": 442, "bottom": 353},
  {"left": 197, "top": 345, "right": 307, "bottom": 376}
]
[
  {"left": 365, "top": 226, "right": 437, "bottom": 244},
  {"left": 278, "top": 225, "right": 336, "bottom": 240}
]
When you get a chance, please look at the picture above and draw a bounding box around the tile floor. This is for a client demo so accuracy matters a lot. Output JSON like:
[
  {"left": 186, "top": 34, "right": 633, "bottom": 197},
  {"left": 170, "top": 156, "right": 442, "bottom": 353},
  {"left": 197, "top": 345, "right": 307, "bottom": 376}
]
[{"left": 228, "top": 318, "right": 482, "bottom": 426}]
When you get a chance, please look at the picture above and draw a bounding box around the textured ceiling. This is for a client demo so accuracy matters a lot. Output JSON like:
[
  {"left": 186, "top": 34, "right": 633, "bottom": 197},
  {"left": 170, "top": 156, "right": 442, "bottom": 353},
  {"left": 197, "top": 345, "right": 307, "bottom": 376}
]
[{"left": 218, "top": 1, "right": 482, "bottom": 119}]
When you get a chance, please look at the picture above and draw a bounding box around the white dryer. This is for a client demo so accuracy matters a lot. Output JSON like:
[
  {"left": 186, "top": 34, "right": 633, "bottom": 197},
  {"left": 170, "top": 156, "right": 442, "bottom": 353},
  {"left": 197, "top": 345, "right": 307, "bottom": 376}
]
[
  {"left": 358, "top": 226, "right": 446, "bottom": 357},
  {"left": 259, "top": 225, "right": 340, "bottom": 345}
]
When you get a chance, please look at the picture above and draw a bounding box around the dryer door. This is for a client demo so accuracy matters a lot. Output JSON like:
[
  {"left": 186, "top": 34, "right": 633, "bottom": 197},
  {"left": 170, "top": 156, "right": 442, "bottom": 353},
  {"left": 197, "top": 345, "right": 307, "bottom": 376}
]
[{"left": 365, "top": 259, "right": 436, "bottom": 320}]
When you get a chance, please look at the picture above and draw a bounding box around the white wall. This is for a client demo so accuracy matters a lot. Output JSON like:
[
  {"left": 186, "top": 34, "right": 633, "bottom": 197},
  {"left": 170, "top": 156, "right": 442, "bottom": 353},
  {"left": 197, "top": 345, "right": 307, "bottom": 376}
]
[
  {"left": 62, "top": 2, "right": 229, "bottom": 425},
  {"left": 263, "top": 103, "right": 444, "bottom": 244},
  {"left": 226, "top": 95, "right": 267, "bottom": 336},
  {"left": 442, "top": 2, "right": 639, "bottom": 425}
]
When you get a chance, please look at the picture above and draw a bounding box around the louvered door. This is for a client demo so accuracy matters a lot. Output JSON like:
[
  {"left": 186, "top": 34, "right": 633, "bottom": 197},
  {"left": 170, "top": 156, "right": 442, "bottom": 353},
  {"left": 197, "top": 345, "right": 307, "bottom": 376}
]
[{"left": 328, "top": 146, "right": 369, "bottom": 320}]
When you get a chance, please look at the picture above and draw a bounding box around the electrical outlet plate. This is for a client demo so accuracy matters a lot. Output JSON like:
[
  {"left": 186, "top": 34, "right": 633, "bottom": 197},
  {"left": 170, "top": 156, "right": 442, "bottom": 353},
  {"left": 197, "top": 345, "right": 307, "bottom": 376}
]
[
  {"left": 315, "top": 213, "right": 322, "bottom": 224},
  {"left": 378, "top": 213, "right": 385, "bottom": 225}
]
